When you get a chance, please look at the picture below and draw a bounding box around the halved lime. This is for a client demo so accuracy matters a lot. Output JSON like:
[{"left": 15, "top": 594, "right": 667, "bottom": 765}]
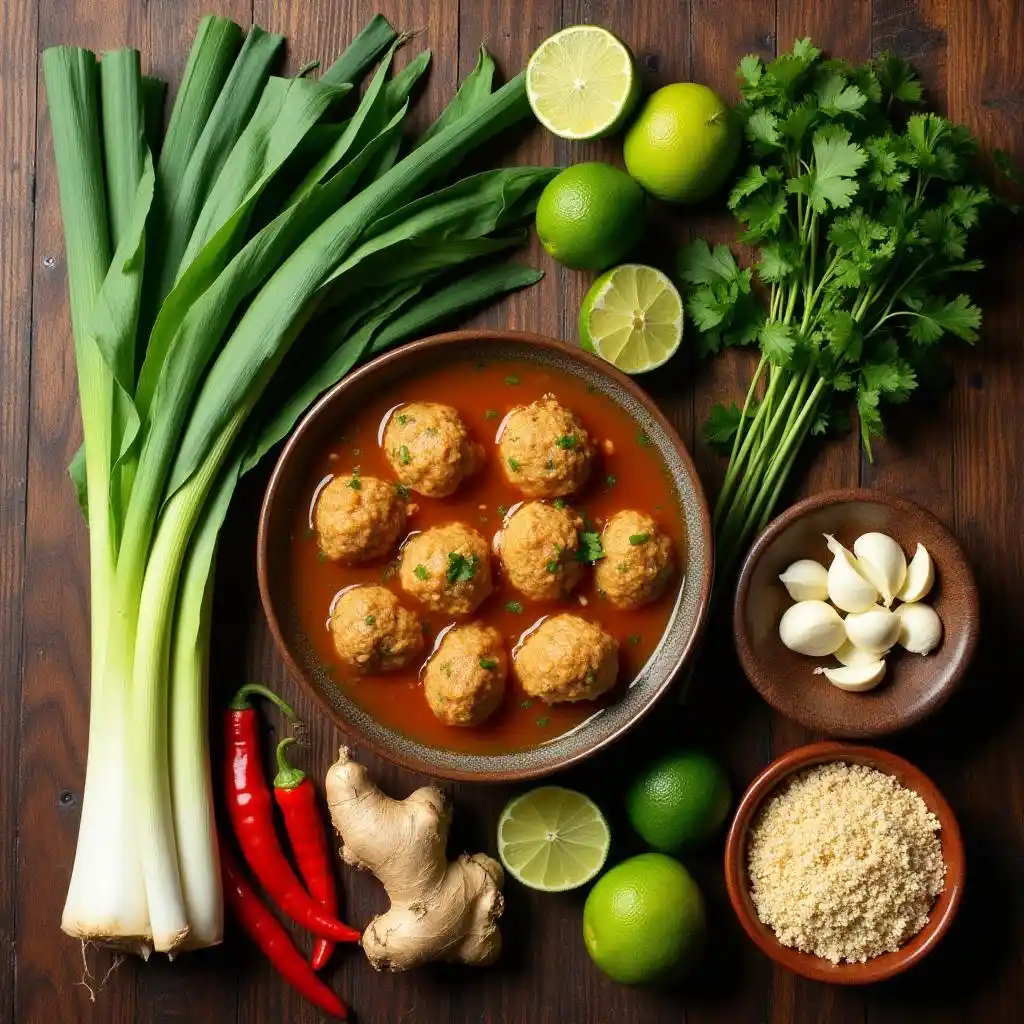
[
  {"left": 526, "top": 26, "right": 640, "bottom": 140},
  {"left": 580, "top": 264, "right": 684, "bottom": 374},
  {"left": 497, "top": 786, "right": 611, "bottom": 891}
]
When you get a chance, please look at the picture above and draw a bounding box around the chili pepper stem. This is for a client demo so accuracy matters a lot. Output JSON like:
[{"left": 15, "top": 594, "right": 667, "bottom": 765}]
[
  {"left": 274, "top": 737, "right": 306, "bottom": 790},
  {"left": 228, "top": 682, "right": 297, "bottom": 717}
]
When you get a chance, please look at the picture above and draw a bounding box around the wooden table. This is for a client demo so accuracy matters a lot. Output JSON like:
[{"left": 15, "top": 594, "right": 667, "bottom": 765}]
[{"left": 3, "top": 0, "right": 1022, "bottom": 1021}]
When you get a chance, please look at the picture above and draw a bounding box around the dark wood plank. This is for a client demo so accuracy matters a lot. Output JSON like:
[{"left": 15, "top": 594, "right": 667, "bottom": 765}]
[{"left": 0, "top": 0, "right": 37, "bottom": 1018}]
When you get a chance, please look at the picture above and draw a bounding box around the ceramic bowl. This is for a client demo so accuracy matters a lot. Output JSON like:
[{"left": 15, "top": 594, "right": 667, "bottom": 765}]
[
  {"left": 257, "top": 330, "right": 713, "bottom": 781},
  {"left": 724, "top": 742, "right": 965, "bottom": 984},
  {"left": 734, "top": 489, "right": 979, "bottom": 738}
]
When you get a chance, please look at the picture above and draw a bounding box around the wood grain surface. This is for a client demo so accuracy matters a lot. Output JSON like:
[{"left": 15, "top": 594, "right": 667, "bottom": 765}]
[{"left": 2, "top": 0, "right": 1022, "bottom": 1021}]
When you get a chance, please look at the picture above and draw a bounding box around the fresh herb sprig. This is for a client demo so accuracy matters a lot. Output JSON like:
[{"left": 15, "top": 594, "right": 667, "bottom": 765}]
[{"left": 680, "top": 39, "right": 997, "bottom": 579}]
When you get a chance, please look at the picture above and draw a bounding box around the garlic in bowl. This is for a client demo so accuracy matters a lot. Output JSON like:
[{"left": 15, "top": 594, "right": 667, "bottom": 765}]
[{"left": 734, "top": 489, "right": 979, "bottom": 738}]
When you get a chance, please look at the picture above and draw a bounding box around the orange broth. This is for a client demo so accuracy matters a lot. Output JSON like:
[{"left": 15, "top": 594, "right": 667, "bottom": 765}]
[{"left": 287, "top": 358, "right": 685, "bottom": 754}]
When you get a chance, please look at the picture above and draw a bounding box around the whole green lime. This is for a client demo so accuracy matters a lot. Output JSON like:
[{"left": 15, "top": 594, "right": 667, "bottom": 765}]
[
  {"left": 626, "top": 750, "right": 731, "bottom": 851},
  {"left": 583, "top": 853, "right": 706, "bottom": 985},
  {"left": 535, "top": 162, "right": 646, "bottom": 270},
  {"left": 623, "top": 83, "right": 740, "bottom": 204}
]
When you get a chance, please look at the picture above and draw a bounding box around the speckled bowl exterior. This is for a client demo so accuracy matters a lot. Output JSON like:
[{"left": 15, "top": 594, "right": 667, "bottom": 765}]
[
  {"left": 734, "top": 489, "right": 979, "bottom": 738},
  {"left": 258, "top": 330, "right": 713, "bottom": 782},
  {"left": 724, "top": 742, "right": 965, "bottom": 984}
]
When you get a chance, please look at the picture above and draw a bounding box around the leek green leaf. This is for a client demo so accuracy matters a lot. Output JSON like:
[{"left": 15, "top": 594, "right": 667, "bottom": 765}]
[
  {"left": 415, "top": 47, "right": 496, "bottom": 149},
  {"left": 321, "top": 13, "right": 398, "bottom": 87}
]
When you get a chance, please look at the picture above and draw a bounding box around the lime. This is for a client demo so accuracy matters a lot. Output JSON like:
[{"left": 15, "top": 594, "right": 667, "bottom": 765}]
[
  {"left": 583, "top": 853, "right": 706, "bottom": 985},
  {"left": 624, "top": 83, "right": 740, "bottom": 204},
  {"left": 535, "top": 162, "right": 646, "bottom": 270},
  {"left": 497, "top": 786, "right": 611, "bottom": 891},
  {"left": 527, "top": 26, "right": 640, "bottom": 140},
  {"left": 626, "top": 750, "right": 732, "bottom": 852},
  {"left": 579, "top": 264, "right": 683, "bottom": 374}
]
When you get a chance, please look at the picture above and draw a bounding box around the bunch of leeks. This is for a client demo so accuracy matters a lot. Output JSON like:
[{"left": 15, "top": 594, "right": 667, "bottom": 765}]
[{"left": 46, "top": 13, "right": 551, "bottom": 957}]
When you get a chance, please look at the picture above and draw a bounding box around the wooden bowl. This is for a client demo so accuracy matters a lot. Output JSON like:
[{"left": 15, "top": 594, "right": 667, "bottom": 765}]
[
  {"left": 734, "top": 489, "right": 979, "bottom": 738},
  {"left": 724, "top": 742, "right": 965, "bottom": 984},
  {"left": 257, "top": 330, "right": 713, "bottom": 781}
]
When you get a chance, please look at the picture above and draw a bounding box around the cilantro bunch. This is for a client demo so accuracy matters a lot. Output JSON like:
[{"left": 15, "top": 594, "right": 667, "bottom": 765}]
[{"left": 679, "top": 38, "right": 995, "bottom": 578}]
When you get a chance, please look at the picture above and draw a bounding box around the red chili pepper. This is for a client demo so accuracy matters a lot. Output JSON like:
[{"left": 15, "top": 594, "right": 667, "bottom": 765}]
[
  {"left": 273, "top": 738, "right": 340, "bottom": 971},
  {"left": 221, "top": 844, "right": 349, "bottom": 1019},
  {"left": 225, "top": 683, "right": 360, "bottom": 944}
]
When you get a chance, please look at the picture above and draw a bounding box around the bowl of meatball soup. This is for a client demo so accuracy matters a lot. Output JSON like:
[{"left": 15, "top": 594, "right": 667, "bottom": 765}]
[{"left": 257, "top": 330, "right": 713, "bottom": 781}]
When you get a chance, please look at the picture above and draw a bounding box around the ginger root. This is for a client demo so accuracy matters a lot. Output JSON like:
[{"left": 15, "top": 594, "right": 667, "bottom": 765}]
[{"left": 325, "top": 747, "right": 504, "bottom": 971}]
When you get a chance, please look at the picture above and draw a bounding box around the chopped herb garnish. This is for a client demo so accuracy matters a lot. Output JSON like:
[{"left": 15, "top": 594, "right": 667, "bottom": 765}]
[
  {"left": 629, "top": 532, "right": 651, "bottom": 545},
  {"left": 628, "top": 634, "right": 641, "bottom": 645},
  {"left": 440, "top": 661, "right": 452, "bottom": 677},
  {"left": 616, "top": 562, "right": 627, "bottom": 573},
  {"left": 636, "top": 429, "right": 654, "bottom": 448},
  {"left": 520, "top": 699, "right": 534, "bottom": 709},
  {"left": 485, "top": 409, "right": 500, "bottom": 420},
  {"left": 545, "top": 559, "right": 560, "bottom": 574},
  {"left": 395, "top": 482, "right": 411, "bottom": 500},
  {"left": 348, "top": 468, "right": 361, "bottom": 490},
  {"left": 505, "top": 600, "right": 524, "bottom": 614},
  {"left": 507, "top": 457, "right": 521, "bottom": 472},
  {"left": 397, "top": 413, "right": 410, "bottom": 426},
  {"left": 536, "top": 716, "right": 550, "bottom": 727},
  {"left": 544, "top": 459, "right": 555, "bottom": 471},
  {"left": 424, "top": 426, "right": 439, "bottom": 436},
  {"left": 398, "top": 444, "right": 412, "bottom": 465},
  {"left": 585, "top": 667, "right": 597, "bottom": 685},
  {"left": 497, "top": 503, "right": 508, "bottom": 518},
  {"left": 446, "top": 552, "right": 479, "bottom": 584},
  {"left": 316, "top": 550, "right": 327, "bottom": 563},
  {"left": 479, "top": 657, "right": 499, "bottom": 671},
  {"left": 504, "top": 375, "right": 520, "bottom": 385},
  {"left": 605, "top": 473, "right": 617, "bottom": 489},
  {"left": 555, "top": 434, "right": 577, "bottom": 450},
  {"left": 578, "top": 531, "right": 605, "bottom": 563},
  {"left": 553, "top": 498, "right": 567, "bottom": 510},
  {"left": 414, "top": 564, "right": 429, "bottom": 581},
  {"left": 364, "top": 615, "right": 376, "bottom": 626}
]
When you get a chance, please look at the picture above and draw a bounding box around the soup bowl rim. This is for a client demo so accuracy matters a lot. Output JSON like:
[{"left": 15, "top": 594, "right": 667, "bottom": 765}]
[{"left": 257, "top": 329, "right": 714, "bottom": 782}]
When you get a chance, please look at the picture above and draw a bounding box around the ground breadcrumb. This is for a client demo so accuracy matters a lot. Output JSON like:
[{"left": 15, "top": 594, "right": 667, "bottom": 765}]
[{"left": 746, "top": 761, "right": 946, "bottom": 964}]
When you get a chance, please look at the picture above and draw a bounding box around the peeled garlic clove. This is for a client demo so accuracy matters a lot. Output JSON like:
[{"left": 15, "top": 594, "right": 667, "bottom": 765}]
[
  {"left": 779, "top": 559, "right": 829, "bottom": 602},
  {"left": 897, "top": 543, "right": 935, "bottom": 603},
  {"left": 815, "top": 660, "right": 887, "bottom": 692},
  {"left": 853, "top": 532, "right": 907, "bottom": 607},
  {"left": 779, "top": 600, "right": 846, "bottom": 656},
  {"left": 824, "top": 534, "right": 879, "bottom": 613},
  {"left": 834, "top": 639, "right": 883, "bottom": 667},
  {"left": 844, "top": 606, "right": 901, "bottom": 654},
  {"left": 895, "top": 602, "right": 942, "bottom": 655}
]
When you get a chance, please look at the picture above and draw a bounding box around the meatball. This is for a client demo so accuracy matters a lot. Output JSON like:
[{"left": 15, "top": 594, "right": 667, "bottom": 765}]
[
  {"left": 399, "top": 522, "right": 494, "bottom": 616},
  {"left": 423, "top": 623, "right": 507, "bottom": 726},
  {"left": 498, "top": 395, "right": 595, "bottom": 498},
  {"left": 329, "top": 585, "right": 423, "bottom": 674},
  {"left": 498, "top": 501, "right": 585, "bottom": 601},
  {"left": 314, "top": 473, "right": 407, "bottom": 563},
  {"left": 383, "top": 402, "right": 484, "bottom": 497},
  {"left": 594, "top": 510, "right": 674, "bottom": 610},
  {"left": 514, "top": 614, "right": 619, "bottom": 703}
]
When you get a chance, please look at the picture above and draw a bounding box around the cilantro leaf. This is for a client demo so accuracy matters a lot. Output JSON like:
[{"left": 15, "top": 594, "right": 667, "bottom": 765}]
[
  {"left": 759, "top": 322, "right": 796, "bottom": 366},
  {"left": 789, "top": 126, "right": 866, "bottom": 213},
  {"left": 746, "top": 109, "right": 782, "bottom": 150},
  {"left": 578, "top": 531, "right": 605, "bottom": 563},
  {"left": 906, "top": 294, "right": 982, "bottom": 344},
  {"left": 728, "top": 165, "right": 769, "bottom": 210},
  {"left": 875, "top": 53, "right": 923, "bottom": 105},
  {"left": 677, "top": 240, "right": 742, "bottom": 285},
  {"left": 815, "top": 72, "right": 867, "bottom": 117},
  {"left": 445, "top": 552, "right": 479, "bottom": 585},
  {"left": 738, "top": 54, "right": 763, "bottom": 88},
  {"left": 757, "top": 242, "right": 798, "bottom": 283},
  {"left": 704, "top": 401, "right": 755, "bottom": 454}
]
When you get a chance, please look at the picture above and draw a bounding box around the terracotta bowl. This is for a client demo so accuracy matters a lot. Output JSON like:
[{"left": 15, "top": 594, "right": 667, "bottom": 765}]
[
  {"left": 257, "top": 330, "right": 713, "bottom": 781},
  {"left": 734, "top": 489, "right": 979, "bottom": 738},
  {"left": 724, "top": 742, "right": 965, "bottom": 984}
]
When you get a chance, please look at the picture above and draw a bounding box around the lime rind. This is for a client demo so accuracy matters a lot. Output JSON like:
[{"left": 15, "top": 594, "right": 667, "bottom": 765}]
[
  {"left": 497, "top": 786, "right": 611, "bottom": 892},
  {"left": 527, "top": 26, "right": 638, "bottom": 140},
  {"left": 582, "top": 264, "right": 683, "bottom": 374}
]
